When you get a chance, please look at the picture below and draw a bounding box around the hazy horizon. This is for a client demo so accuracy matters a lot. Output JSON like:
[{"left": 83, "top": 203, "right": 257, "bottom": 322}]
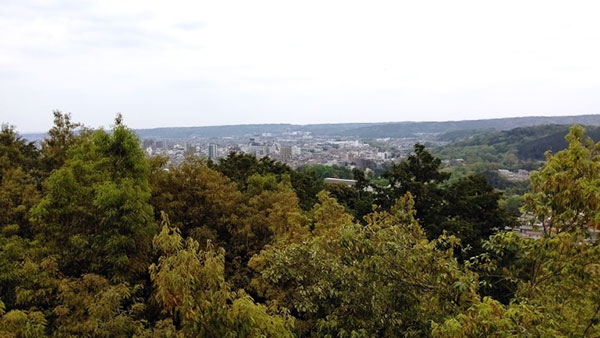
[
  {"left": 2, "top": 0, "right": 600, "bottom": 133},
  {"left": 11, "top": 112, "right": 599, "bottom": 135}
]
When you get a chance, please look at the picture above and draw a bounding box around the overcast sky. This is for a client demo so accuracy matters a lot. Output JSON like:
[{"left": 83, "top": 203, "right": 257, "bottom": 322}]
[{"left": 1, "top": 0, "right": 600, "bottom": 132}]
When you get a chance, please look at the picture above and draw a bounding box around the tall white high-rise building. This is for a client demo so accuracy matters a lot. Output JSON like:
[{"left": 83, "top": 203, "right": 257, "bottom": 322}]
[
  {"left": 208, "top": 143, "right": 218, "bottom": 161},
  {"left": 280, "top": 146, "right": 292, "bottom": 162}
]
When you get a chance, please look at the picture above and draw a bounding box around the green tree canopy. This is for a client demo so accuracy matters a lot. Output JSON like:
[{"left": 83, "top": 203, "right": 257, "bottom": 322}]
[
  {"left": 250, "top": 193, "right": 478, "bottom": 337},
  {"left": 31, "top": 116, "right": 156, "bottom": 282},
  {"left": 150, "top": 214, "right": 294, "bottom": 337},
  {"left": 524, "top": 124, "right": 600, "bottom": 235}
]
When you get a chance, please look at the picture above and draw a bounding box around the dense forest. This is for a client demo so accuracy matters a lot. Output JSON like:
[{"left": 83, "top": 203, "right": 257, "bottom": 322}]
[{"left": 2, "top": 112, "right": 600, "bottom": 337}]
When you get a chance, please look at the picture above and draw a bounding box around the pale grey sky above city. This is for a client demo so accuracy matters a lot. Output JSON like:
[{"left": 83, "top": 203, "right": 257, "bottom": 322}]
[{"left": 1, "top": 0, "right": 600, "bottom": 132}]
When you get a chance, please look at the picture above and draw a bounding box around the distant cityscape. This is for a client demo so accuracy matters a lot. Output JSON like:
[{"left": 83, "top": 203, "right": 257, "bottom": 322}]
[
  {"left": 139, "top": 130, "right": 440, "bottom": 170},
  {"left": 23, "top": 114, "right": 600, "bottom": 173}
]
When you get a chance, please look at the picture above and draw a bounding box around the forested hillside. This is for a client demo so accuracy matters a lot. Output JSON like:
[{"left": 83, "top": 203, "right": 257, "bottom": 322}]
[
  {"left": 435, "top": 124, "right": 600, "bottom": 170},
  {"left": 2, "top": 112, "right": 600, "bottom": 337}
]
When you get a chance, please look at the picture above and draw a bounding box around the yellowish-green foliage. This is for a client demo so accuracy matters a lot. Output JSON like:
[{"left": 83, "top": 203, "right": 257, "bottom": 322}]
[
  {"left": 524, "top": 124, "right": 600, "bottom": 234},
  {"left": 150, "top": 214, "right": 294, "bottom": 337},
  {"left": 240, "top": 173, "right": 309, "bottom": 245},
  {"left": 250, "top": 193, "right": 478, "bottom": 337},
  {"left": 434, "top": 231, "right": 600, "bottom": 337},
  {"left": 0, "top": 124, "right": 39, "bottom": 176},
  {"left": 0, "top": 168, "right": 39, "bottom": 236},
  {"left": 226, "top": 173, "right": 310, "bottom": 288},
  {"left": 13, "top": 256, "right": 59, "bottom": 310},
  {"left": 53, "top": 274, "right": 148, "bottom": 337},
  {"left": 150, "top": 159, "right": 309, "bottom": 290},
  {"left": 0, "top": 125, "right": 40, "bottom": 238},
  {"left": 40, "top": 111, "right": 84, "bottom": 176},
  {"left": 0, "top": 223, "right": 60, "bottom": 315},
  {"left": 432, "top": 297, "right": 542, "bottom": 337},
  {"left": 310, "top": 190, "right": 354, "bottom": 237},
  {"left": 5, "top": 114, "right": 600, "bottom": 337},
  {"left": 31, "top": 117, "right": 156, "bottom": 282},
  {"left": 0, "top": 309, "right": 46, "bottom": 338},
  {"left": 434, "top": 126, "right": 600, "bottom": 337},
  {"left": 149, "top": 156, "right": 244, "bottom": 246}
]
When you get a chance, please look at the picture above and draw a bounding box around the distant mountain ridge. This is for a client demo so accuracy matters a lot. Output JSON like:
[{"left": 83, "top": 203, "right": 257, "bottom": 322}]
[
  {"left": 132, "top": 114, "right": 600, "bottom": 139},
  {"left": 22, "top": 114, "right": 600, "bottom": 140},
  {"left": 132, "top": 123, "right": 373, "bottom": 139},
  {"left": 338, "top": 115, "right": 600, "bottom": 138}
]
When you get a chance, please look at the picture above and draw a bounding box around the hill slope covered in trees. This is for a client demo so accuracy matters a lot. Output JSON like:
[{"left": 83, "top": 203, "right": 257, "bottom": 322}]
[
  {"left": 436, "top": 124, "right": 600, "bottom": 164},
  {"left": 2, "top": 112, "right": 600, "bottom": 336}
]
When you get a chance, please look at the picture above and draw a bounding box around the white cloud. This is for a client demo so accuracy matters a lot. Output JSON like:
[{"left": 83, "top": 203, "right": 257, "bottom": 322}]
[{"left": 1, "top": 0, "right": 600, "bottom": 132}]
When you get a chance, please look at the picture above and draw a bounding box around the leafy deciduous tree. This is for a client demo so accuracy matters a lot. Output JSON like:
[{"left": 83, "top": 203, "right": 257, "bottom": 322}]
[{"left": 150, "top": 215, "right": 294, "bottom": 337}]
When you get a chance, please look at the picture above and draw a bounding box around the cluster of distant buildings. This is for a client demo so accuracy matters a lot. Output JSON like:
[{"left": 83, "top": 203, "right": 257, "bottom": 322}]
[
  {"left": 509, "top": 213, "right": 600, "bottom": 242},
  {"left": 509, "top": 223, "right": 600, "bottom": 242},
  {"left": 139, "top": 131, "right": 427, "bottom": 170},
  {"left": 498, "top": 169, "right": 530, "bottom": 181}
]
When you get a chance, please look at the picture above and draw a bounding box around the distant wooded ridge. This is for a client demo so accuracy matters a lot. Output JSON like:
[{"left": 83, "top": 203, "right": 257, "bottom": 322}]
[
  {"left": 21, "top": 114, "right": 600, "bottom": 140},
  {"left": 429, "top": 123, "right": 600, "bottom": 180}
]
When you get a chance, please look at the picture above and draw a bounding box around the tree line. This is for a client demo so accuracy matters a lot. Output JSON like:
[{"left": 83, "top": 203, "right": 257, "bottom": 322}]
[{"left": 1, "top": 111, "right": 600, "bottom": 337}]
